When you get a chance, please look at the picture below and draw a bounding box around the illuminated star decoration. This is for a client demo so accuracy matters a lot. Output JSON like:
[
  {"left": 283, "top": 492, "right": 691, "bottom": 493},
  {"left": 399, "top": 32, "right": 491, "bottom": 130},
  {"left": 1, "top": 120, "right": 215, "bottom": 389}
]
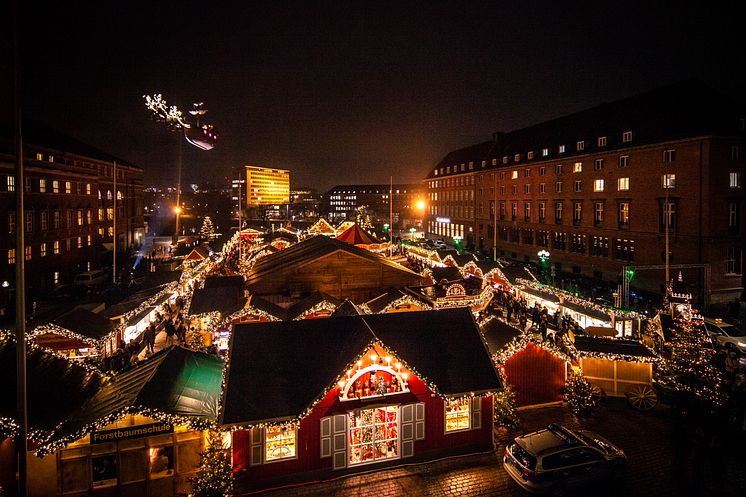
[{"left": 143, "top": 93, "right": 191, "bottom": 129}]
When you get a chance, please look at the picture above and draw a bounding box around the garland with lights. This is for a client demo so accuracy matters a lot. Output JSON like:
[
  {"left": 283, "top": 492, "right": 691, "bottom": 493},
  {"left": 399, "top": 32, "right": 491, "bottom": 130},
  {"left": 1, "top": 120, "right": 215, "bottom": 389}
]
[
  {"left": 493, "top": 384, "right": 519, "bottom": 428},
  {"left": 292, "top": 301, "right": 339, "bottom": 320},
  {"left": 28, "top": 323, "right": 99, "bottom": 348},
  {"left": 368, "top": 295, "right": 433, "bottom": 314},
  {"left": 492, "top": 331, "right": 573, "bottom": 367},
  {"left": 564, "top": 372, "right": 598, "bottom": 417},
  {"left": 190, "top": 431, "right": 234, "bottom": 497}
]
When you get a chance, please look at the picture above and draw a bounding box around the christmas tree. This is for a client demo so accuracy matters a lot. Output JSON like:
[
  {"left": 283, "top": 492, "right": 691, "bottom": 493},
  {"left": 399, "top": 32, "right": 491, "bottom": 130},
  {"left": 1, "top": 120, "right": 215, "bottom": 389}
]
[
  {"left": 200, "top": 216, "right": 216, "bottom": 242},
  {"left": 493, "top": 384, "right": 519, "bottom": 428},
  {"left": 657, "top": 316, "right": 726, "bottom": 408},
  {"left": 190, "top": 431, "right": 234, "bottom": 497},
  {"left": 564, "top": 372, "right": 598, "bottom": 417}
]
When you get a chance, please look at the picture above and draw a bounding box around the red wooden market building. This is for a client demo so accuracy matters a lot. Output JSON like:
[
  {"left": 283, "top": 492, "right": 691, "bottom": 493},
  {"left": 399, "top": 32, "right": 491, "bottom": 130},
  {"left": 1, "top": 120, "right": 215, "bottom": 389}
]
[{"left": 221, "top": 308, "right": 502, "bottom": 493}]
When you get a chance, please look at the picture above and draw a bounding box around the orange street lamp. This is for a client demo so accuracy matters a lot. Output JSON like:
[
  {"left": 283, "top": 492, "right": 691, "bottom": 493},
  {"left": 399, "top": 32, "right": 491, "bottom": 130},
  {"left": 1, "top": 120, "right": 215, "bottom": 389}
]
[{"left": 415, "top": 199, "right": 426, "bottom": 211}]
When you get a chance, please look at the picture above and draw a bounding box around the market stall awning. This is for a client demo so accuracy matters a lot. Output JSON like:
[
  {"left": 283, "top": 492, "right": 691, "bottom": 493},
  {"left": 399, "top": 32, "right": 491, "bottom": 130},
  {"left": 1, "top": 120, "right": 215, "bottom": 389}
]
[
  {"left": 243, "top": 295, "right": 288, "bottom": 321},
  {"left": 561, "top": 300, "right": 611, "bottom": 322},
  {"left": 571, "top": 335, "right": 657, "bottom": 361},
  {"left": 204, "top": 275, "right": 245, "bottom": 289},
  {"left": 52, "top": 347, "right": 224, "bottom": 443},
  {"left": 521, "top": 286, "right": 561, "bottom": 304},
  {"left": 331, "top": 299, "right": 362, "bottom": 317},
  {"left": 221, "top": 308, "right": 502, "bottom": 426},
  {"left": 189, "top": 286, "right": 247, "bottom": 317},
  {"left": 430, "top": 265, "right": 462, "bottom": 283},
  {"left": 285, "top": 292, "right": 342, "bottom": 320},
  {"left": 51, "top": 307, "right": 117, "bottom": 341},
  {"left": 0, "top": 334, "right": 104, "bottom": 437},
  {"left": 336, "top": 223, "right": 380, "bottom": 245}
]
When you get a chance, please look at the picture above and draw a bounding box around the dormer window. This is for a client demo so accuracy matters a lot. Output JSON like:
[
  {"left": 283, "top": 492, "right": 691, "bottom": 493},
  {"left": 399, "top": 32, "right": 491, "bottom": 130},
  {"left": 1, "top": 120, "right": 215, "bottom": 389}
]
[
  {"left": 514, "top": 154, "right": 521, "bottom": 162},
  {"left": 622, "top": 131, "right": 633, "bottom": 142},
  {"left": 542, "top": 148, "right": 549, "bottom": 157},
  {"left": 527, "top": 151, "right": 534, "bottom": 160},
  {"left": 559, "top": 145, "right": 566, "bottom": 154},
  {"left": 577, "top": 141, "right": 585, "bottom": 151},
  {"left": 598, "top": 136, "right": 607, "bottom": 147}
]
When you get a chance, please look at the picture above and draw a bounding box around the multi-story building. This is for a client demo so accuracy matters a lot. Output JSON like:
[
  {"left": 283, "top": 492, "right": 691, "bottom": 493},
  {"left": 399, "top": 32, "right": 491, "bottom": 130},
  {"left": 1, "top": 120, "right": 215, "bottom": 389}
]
[
  {"left": 289, "top": 187, "right": 323, "bottom": 220},
  {"left": 0, "top": 122, "right": 144, "bottom": 293},
  {"left": 325, "top": 184, "right": 426, "bottom": 227},
  {"left": 240, "top": 165, "right": 290, "bottom": 205},
  {"left": 424, "top": 81, "right": 745, "bottom": 304}
]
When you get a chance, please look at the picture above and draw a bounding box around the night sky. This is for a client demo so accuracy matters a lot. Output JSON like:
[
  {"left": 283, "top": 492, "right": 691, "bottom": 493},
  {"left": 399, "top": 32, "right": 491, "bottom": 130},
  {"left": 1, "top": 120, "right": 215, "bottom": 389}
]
[{"left": 14, "top": 1, "right": 746, "bottom": 191}]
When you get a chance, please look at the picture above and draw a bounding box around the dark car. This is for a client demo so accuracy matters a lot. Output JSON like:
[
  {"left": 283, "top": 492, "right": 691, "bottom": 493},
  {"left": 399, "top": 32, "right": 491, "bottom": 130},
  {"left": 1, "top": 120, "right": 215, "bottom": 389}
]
[{"left": 503, "top": 424, "right": 626, "bottom": 496}]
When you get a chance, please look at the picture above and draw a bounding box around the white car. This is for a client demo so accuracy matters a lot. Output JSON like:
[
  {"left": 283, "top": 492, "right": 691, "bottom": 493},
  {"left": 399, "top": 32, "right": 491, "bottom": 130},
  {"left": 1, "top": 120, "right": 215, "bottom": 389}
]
[{"left": 704, "top": 318, "right": 746, "bottom": 353}]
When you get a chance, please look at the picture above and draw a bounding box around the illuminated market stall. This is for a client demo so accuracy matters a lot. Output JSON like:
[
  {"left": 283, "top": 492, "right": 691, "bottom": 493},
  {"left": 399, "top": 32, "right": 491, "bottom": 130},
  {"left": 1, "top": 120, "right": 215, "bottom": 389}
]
[
  {"left": 30, "top": 307, "right": 118, "bottom": 358},
  {"left": 405, "top": 275, "right": 493, "bottom": 313},
  {"left": 222, "top": 309, "right": 502, "bottom": 493},
  {"left": 361, "top": 288, "right": 432, "bottom": 314}
]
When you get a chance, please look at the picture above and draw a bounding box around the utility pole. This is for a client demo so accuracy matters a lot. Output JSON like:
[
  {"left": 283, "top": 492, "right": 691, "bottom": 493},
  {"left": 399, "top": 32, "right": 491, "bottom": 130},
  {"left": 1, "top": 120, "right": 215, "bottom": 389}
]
[
  {"left": 13, "top": 0, "right": 29, "bottom": 493},
  {"left": 389, "top": 176, "right": 393, "bottom": 245},
  {"left": 112, "top": 161, "right": 117, "bottom": 285},
  {"left": 492, "top": 171, "right": 498, "bottom": 262}
]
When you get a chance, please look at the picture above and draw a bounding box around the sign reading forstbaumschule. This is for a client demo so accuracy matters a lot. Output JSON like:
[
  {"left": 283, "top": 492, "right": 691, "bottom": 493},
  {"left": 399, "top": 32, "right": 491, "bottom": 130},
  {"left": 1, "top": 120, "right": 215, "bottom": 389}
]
[{"left": 90, "top": 422, "right": 174, "bottom": 444}]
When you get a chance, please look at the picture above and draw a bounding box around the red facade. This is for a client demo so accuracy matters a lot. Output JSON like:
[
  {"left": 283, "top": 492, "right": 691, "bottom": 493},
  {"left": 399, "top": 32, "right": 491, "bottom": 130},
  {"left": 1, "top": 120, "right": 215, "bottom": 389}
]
[
  {"left": 232, "top": 373, "right": 494, "bottom": 487},
  {"left": 502, "top": 342, "right": 567, "bottom": 406}
]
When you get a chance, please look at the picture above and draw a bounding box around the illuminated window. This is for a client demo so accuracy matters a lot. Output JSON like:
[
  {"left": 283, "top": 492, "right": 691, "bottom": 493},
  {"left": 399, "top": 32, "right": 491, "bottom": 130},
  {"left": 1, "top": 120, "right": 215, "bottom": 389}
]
[
  {"left": 98, "top": 208, "right": 103, "bottom": 221},
  {"left": 40, "top": 243, "right": 46, "bottom": 257},
  {"left": 445, "top": 398, "right": 470, "bottom": 432},
  {"left": 527, "top": 151, "right": 534, "bottom": 160},
  {"left": 598, "top": 136, "right": 607, "bottom": 147},
  {"left": 117, "top": 191, "right": 123, "bottom": 200},
  {"left": 348, "top": 406, "right": 399, "bottom": 465},
  {"left": 662, "top": 174, "right": 676, "bottom": 189},
  {"left": 542, "top": 148, "right": 549, "bottom": 157},
  {"left": 39, "top": 178, "right": 46, "bottom": 192},
  {"left": 25, "top": 246, "right": 31, "bottom": 261},
  {"left": 559, "top": 145, "right": 566, "bottom": 153},
  {"left": 54, "top": 241, "right": 60, "bottom": 254},
  {"left": 108, "top": 227, "right": 113, "bottom": 236},
  {"left": 731, "top": 172, "right": 742, "bottom": 188},
  {"left": 622, "top": 131, "right": 632, "bottom": 142},
  {"left": 77, "top": 210, "right": 83, "bottom": 226},
  {"left": 594, "top": 179, "right": 604, "bottom": 192},
  {"left": 53, "top": 271, "right": 60, "bottom": 285},
  {"left": 86, "top": 183, "right": 91, "bottom": 195},
  {"left": 52, "top": 180, "right": 59, "bottom": 193},
  {"left": 618, "top": 202, "right": 630, "bottom": 228},
  {"left": 265, "top": 424, "right": 297, "bottom": 462},
  {"left": 77, "top": 237, "right": 82, "bottom": 249},
  {"left": 511, "top": 170, "right": 518, "bottom": 179},
  {"left": 8, "top": 249, "right": 15, "bottom": 264},
  {"left": 65, "top": 181, "right": 71, "bottom": 194},
  {"left": 36, "top": 153, "right": 43, "bottom": 161},
  {"left": 107, "top": 190, "right": 112, "bottom": 200},
  {"left": 87, "top": 235, "right": 92, "bottom": 246},
  {"left": 7, "top": 175, "right": 15, "bottom": 192},
  {"left": 618, "top": 177, "right": 629, "bottom": 191},
  {"left": 573, "top": 162, "right": 582, "bottom": 173},
  {"left": 87, "top": 210, "right": 92, "bottom": 224}
]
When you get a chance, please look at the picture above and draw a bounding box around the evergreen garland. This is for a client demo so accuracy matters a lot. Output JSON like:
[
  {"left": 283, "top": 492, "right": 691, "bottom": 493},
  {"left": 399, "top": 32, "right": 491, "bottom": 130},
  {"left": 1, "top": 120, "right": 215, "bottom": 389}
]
[{"left": 190, "top": 431, "right": 234, "bottom": 497}]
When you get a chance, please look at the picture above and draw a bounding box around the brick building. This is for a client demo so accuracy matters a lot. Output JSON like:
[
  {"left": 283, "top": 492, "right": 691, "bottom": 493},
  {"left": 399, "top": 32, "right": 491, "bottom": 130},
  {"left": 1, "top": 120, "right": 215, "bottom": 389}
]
[
  {"left": 0, "top": 122, "right": 144, "bottom": 293},
  {"left": 325, "top": 183, "right": 425, "bottom": 227},
  {"left": 424, "top": 81, "right": 745, "bottom": 304}
]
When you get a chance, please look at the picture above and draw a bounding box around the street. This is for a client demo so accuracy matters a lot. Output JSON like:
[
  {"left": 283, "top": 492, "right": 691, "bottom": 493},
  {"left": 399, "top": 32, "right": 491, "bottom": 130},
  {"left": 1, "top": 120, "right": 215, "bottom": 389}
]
[{"left": 242, "top": 400, "right": 746, "bottom": 497}]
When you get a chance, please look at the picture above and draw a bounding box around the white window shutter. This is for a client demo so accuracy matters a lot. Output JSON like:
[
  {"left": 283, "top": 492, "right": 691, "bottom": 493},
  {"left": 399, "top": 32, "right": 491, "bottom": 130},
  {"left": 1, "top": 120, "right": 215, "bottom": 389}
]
[
  {"left": 400, "top": 404, "right": 415, "bottom": 458},
  {"left": 250, "top": 428, "right": 264, "bottom": 466},
  {"left": 470, "top": 397, "right": 482, "bottom": 430},
  {"left": 320, "top": 416, "right": 332, "bottom": 458},
  {"left": 415, "top": 402, "right": 426, "bottom": 441},
  {"left": 332, "top": 414, "right": 347, "bottom": 470}
]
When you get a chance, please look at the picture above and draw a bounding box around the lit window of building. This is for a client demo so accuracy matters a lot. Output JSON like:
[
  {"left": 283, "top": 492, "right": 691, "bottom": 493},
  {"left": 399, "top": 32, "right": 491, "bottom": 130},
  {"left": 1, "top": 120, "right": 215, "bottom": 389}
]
[
  {"left": 542, "top": 148, "right": 549, "bottom": 157},
  {"left": 511, "top": 170, "right": 518, "bottom": 179},
  {"left": 445, "top": 398, "right": 470, "bottom": 432},
  {"left": 39, "top": 178, "right": 46, "bottom": 193},
  {"left": 65, "top": 181, "right": 71, "bottom": 194},
  {"left": 573, "top": 162, "right": 582, "bottom": 173},
  {"left": 25, "top": 246, "right": 31, "bottom": 261},
  {"left": 264, "top": 425, "right": 297, "bottom": 462},
  {"left": 730, "top": 172, "right": 742, "bottom": 188},
  {"left": 40, "top": 243, "right": 47, "bottom": 257},
  {"left": 559, "top": 145, "right": 566, "bottom": 153},
  {"left": 52, "top": 180, "right": 59, "bottom": 193},
  {"left": 617, "top": 177, "right": 629, "bottom": 191},
  {"left": 7, "top": 175, "right": 15, "bottom": 192},
  {"left": 618, "top": 202, "right": 630, "bottom": 228},
  {"left": 8, "top": 249, "right": 15, "bottom": 264},
  {"left": 593, "top": 179, "right": 604, "bottom": 192},
  {"left": 662, "top": 174, "right": 676, "bottom": 189},
  {"left": 53, "top": 241, "right": 60, "bottom": 254}
]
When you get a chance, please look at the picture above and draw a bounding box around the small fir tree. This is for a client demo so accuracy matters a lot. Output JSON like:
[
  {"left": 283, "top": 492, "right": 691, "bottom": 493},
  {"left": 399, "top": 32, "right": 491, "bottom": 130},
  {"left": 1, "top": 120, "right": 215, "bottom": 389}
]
[
  {"left": 565, "top": 372, "right": 598, "bottom": 417},
  {"left": 493, "top": 384, "right": 519, "bottom": 428},
  {"left": 200, "top": 216, "right": 216, "bottom": 242},
  {"left": 190, "top": 431, "right": 234, "bottom": 497}
]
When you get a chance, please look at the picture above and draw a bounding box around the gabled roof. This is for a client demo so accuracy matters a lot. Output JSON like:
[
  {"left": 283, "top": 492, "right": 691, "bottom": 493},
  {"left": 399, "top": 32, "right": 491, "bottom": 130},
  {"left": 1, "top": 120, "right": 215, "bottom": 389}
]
[
  {"left": 500, "top": 265, "right": 533, "bottom": 286},
  {"left": 481, "top": 319, "right": 522, "bottom": 353},
  {"left": 285, "top": 292, "right": 342, "bottom": 320},
  {"left": 572, "top": 336, "right": 657, "bottom": 361},
  {"left": 101, "top": 286, "right": 168, "bottom": 318},
  {"left": 331, "top": 299, "right": 362, "bottom": 317},
  {"left": 245, "top": 295, "right": 288, "bottom": 321},
  {"left": 185, "top": 244, "right": 213, "bottom": 260},
  {"left": 307, "top": 218, "right": 336, "bottom": 234},
  {"left": 221, "top": 308, "right": 501, "bottom": 426},
  {"left": 430, "top": 266, "right": 462, "bottom": 283},
  {"left": 561, "top": 300, "right": 610, "bottom": 321},
  {"left": 0, "top": 335, "right": 104, "bottom": 435},
  {"left": 203, "top": 275, "right": 245, "bottom": 289},
  {"left": 137, "top": 270, "right": 183, "bottom": 290},
  {"left": 51, "top": 307, "right": 116, "bottom": 340},
  {"left": 55, "top": 347, "right": 223, "bottom": 440},
  {"left": 188, "top": 286, "right": 247, "bottom": 317},
  {"left": 447, "top": 253, "right": 477, "bottom": 267},
  {"left": 245, "top": 235, "right": 418, "bottom": 286},
  {"left": 522, "top": 286, "right": 561, "bottom": 304},
  {"left": 476, "top": 259, "right": 500, "bottom": 273},
  {"left": 365, "top": 288, "right": 410, "bottom": 314},
  {"left": 336, "top": 224, "right": 380, "bottom": 245}
]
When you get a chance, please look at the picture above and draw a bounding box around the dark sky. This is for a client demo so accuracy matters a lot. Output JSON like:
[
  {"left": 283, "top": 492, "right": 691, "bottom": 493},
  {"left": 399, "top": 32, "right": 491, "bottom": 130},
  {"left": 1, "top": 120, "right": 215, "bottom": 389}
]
[{"left": 15, "top": 1, "right": 746, "bottom": 191}]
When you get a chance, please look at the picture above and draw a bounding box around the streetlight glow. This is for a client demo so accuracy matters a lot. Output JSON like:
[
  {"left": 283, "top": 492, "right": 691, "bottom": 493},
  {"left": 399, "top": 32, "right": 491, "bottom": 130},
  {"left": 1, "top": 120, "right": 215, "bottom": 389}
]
[
  {"left": 174, "top": 206, "right": 182, "bottom": 214},
  {"left": 415, "top": 199, "right": 426, "bottom": 211}
]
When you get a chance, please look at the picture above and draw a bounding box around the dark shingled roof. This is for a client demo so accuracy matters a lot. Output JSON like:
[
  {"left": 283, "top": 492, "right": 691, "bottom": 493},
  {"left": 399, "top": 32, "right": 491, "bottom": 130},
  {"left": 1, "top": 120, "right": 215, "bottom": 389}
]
[
  {"left": 481, "top": 319, "right": 522, "bottom": 353},
  {"left": 204, "top": 275, "right": 245, "bottom": 289},
  {"left": 500, "top": 265, "right": 533, "bottom": 286},
  {"left": 188, "top": 286, "right": 247, "bottom": 317},
  {"left": 561, "top": 301, "right": 611, "bottom": 321},
  {"left": 430, "top": 266, "right": 462, "bottom": 283},
  {"left": 365, "top": 288, "right": 410, "bottom": 314},
  {"left": 245, "top": 235, "right": 418, "bottom": 286},
  {"left": 137, "top": 270, "right": 183, "bottom": 290},
  {"left": 0, "top": 335, "right": 104, "bottom": 433},
  {"left": 101, "top": 286, "right": 169, "bottom": 318},
  {"left": 52, "top": 307, "right": 116, "bottom": 340},
  {"left": 222, "top": 308, "right": 501, "bottom": 426},
  {"left": 331, "top": 299, "right": 362, "bottom": 317},
  {"left": 572, "top": 336, "right": 656, "bottom": 359},
  {"left": 521, "top": 286, "right": 561, "bottom": 304},
  {"left": 285, "top": 292, "right": 342, "bottom": 320},
  {"left": 476, "top": 260, "right": 499, "bottom": 273},
  {"left": 246, "top": 295, "right": 288, "bottom": 320},
  {"left": 55, "top": 347, "right": 223, "bottom": 439}
]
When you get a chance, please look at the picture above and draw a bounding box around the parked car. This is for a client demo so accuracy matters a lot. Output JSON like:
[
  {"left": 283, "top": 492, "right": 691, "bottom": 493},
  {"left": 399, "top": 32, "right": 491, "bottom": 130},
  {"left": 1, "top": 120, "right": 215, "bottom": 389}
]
[
  {"left": 503, "top": 424, "right": 626, "bottom": 496},
  {"left": 704, "top": 318, "right": 746, "bottom": 353},
  {"left": 73, "top": 269, "right": 108, "bottom": 288},
  {"left": 432, "top": 239, "right": 447, "bottom": 249}
]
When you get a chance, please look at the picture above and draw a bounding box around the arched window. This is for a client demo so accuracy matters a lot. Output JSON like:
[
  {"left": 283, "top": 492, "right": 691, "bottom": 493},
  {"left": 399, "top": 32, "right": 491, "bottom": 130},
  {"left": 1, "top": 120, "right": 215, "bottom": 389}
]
[
  {"left": 117, "top": 191, "right": 122, "bottom": 200},
  {"left": 106, "top": 190, "right": 112, "bottom": 201},
  {"left": 97, "top": 190, "right": 101, "bottom": 200}
]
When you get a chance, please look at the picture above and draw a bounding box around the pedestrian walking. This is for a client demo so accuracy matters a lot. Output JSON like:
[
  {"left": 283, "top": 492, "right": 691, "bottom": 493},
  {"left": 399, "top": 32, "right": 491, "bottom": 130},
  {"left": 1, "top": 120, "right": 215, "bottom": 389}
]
[
  {"left": 143, "top": 323, "right": 156, "bottom": 354},
  {"left": 165, "top": 320, "right": 176, "bottom": 347}
]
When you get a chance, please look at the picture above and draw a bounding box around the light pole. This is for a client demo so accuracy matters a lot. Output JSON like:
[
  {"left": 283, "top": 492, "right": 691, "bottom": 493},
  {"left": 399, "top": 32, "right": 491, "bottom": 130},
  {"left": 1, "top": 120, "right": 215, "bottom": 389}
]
[{"left": 174, "top": 206, "right": 182, "bottom": 246}]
